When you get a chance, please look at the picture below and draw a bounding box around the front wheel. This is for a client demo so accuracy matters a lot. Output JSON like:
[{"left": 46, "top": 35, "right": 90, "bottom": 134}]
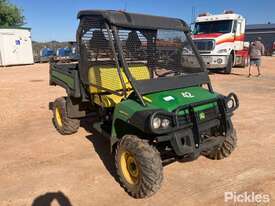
[
  {"left": 115, "top": 135, "right": 163, "bottom": 198},
  {"left": 224, "top": 55, "right": 233, "bottom": 74},
  {"left": 204, "top": 129, "right": 237, "bottom": 160}
]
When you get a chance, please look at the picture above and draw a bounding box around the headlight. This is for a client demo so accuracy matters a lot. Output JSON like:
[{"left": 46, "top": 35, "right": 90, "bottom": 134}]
[
  {"left": 161, "top": 118, "right": 170, "bottom": 129},
  {"left": 225, "top": 93, "right": 239, "bottom": 112},
  {"left": 152, "top": 117, "right": 161, "bottom": 129},
  {"left": 217, "top": 49, "right": 228, "bottom": 54},
  {"left": 227, "top": 98, "right": 234, "bottom": 109},
  {"left": 152, "top": 116, "right": 171, "bottom": 130}
]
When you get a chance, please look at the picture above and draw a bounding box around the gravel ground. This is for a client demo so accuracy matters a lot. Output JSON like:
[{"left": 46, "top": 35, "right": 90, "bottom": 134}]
[{"left": 0, "top": 57, "right": 274, "bottom": 206}]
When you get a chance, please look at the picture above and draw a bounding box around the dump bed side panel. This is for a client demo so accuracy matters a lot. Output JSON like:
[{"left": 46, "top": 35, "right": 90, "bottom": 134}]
[{"left": 49, "top": 63, "right": 81, "bottom": 98}]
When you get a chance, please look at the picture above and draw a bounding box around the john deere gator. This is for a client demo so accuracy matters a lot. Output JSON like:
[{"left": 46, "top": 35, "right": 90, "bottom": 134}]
[{"left": 49, "top": 10, "right": 239, "bottom": 198}]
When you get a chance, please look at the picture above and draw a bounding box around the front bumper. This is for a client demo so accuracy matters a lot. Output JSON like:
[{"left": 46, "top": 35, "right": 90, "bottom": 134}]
[
  {"left": 155, "top": 93, "right": 238, "bottom": 159},
  {"left": 201, "top": 55, "right": 229, "bottom": 69},
  {"left": 157, "top": 125, "right": 225, "bottom": 160},
  {"left": 182, "top": 55, "right": 229, "bottom": 69}
]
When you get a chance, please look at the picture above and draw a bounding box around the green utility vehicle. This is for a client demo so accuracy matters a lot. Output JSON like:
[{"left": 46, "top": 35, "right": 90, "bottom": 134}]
[{"left": 49, "top": 10, "right": 239, "bottom": 198}]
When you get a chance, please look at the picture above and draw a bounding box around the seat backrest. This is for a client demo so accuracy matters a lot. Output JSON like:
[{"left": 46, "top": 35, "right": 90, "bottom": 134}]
[
  {"left": 127, "top": 65, "right": 151, "bottom": 81},
  {"left": 88, "top": 65, "right": 151, "bottom": 94},
  {"left": 88, "top": 66, "right": 125, "bottom": 93},
  {"left": 126, "top": 31, "right": 142, "bottom": 52},
  {"left": 89, "top": 30, "right": 109, "bottom": 49}
]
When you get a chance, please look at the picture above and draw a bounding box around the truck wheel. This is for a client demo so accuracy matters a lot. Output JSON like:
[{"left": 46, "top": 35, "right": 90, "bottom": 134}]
[
  {"left": 115, "top": 135, "right": 163, "bottom": 198},
  {"left": 204, "top": 129, "right": 237, "bottom": 160},
  {"left": 224, "top": 55, "right": 233, "bottom": 74},
  {"left": 52, "top": 97, "right": 80, "bottom": 135}
]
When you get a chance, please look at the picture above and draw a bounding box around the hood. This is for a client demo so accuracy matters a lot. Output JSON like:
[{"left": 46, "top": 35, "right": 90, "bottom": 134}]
[
  {"left": 144, "top": 86, "right": 217, "bottom": 112},
  {"left": 193, "top": 33, "right": 245, "bottom": 45},
  {"left": 193, "top": 33, "right": 223, "bottom": 39}
]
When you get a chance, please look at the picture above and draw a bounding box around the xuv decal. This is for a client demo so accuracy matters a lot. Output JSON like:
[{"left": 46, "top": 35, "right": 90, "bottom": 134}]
[{"left": 181, "top": 92, "right": 194, "bottom": 98}]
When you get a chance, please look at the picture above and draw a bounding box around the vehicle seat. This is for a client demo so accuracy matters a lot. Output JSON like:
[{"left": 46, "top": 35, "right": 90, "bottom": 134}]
[
  {"left": 123, "top": 65, "right": 151, "bottom": 87},
  {"left": 126, "top": 31, "right": 142, "bottom": 58},
  {"left": 89, "top": 30, "right": 109, "bottom": 49},
  {"left": 88, "top": 65, "right": 150, "bottom": 107}
]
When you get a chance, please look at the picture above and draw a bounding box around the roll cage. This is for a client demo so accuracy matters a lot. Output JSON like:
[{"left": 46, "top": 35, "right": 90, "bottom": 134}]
[{"left": 76, "top": 10, "right": 212, "bottom": 106}]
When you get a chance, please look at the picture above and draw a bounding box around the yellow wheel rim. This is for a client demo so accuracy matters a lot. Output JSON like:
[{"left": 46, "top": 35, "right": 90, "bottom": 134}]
[
  {"left": 55, "top": 107, "right": 63, "bottom": 127},
  {"left": 119, "top": 150, "right": 140, "bottom": 185}
]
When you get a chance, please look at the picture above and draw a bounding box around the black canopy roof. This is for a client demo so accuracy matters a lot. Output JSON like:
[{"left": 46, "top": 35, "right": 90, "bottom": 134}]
[{"left": 77, "top": 10, "right": 189, "bottom": 31}]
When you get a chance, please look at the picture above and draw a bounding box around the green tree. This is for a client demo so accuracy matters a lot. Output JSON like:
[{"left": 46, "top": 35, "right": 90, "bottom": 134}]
[{"left": 0, "top": 0, "right": 24, "bottom": 27}]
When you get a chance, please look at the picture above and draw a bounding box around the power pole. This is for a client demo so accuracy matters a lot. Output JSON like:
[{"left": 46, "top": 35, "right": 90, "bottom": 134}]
[
  {"left": 123, "top": 0, "right": 128, "bottom": 11},
  {"left": 191, "top": 6, "right": 196, "bottom": 25}
]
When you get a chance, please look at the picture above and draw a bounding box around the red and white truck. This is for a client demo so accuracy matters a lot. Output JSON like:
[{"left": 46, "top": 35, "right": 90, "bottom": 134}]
[
  {"left": 272, "top": 41, "right": 275, "bottom": 56},
  {"left": 191, "top": 11, "right": 249, "bottom": 73}
]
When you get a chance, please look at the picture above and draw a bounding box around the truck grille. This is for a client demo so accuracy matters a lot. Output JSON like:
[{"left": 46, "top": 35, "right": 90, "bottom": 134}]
[{"left": 193, "top": 39, "right": 215, "bottom": 51}]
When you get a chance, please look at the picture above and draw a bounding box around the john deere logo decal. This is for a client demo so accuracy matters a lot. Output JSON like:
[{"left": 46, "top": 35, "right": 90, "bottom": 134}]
[
  {"left": 199, "top": 112, "right": 206, "bottom": 120},
  {"left": 181, "top": 92, "right": 194, "bottom": 98}
]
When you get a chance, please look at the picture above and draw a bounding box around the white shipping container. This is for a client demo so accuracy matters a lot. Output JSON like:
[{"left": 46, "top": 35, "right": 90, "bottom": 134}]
[{"left": 0, "top": 28, "right": 34, "bottom": 66}]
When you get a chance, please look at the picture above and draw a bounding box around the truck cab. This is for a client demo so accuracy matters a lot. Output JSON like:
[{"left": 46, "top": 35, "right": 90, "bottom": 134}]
[{"left": 190, "top": 11, "right": 247, "bottom": 73}]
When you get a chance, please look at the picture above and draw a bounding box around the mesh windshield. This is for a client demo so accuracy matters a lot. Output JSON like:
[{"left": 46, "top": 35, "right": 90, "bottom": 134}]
[
  {"left": 79, "top": 18, "right": 202, "bottom": 87},
  {"left": 79, "top": 16, "right": 119, "bottom": 84},
  {"left": 80, "top": 16, "right": 118, "bottom": 71},
  {"left": 117, "top": 28, "right": 201, "bottom": 78}
]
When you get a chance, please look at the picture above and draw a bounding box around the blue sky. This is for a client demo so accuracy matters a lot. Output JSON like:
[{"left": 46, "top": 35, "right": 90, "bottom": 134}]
[{"left": 10, "top": 0, "right": 275, "bottom": 42}]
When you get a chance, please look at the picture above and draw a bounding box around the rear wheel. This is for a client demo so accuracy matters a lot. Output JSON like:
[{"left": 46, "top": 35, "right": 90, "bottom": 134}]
[
  {"left": 52, "top": 97, "right": 80, "bottom": 135},
  {"left": 115, "top": 135, "right": 163, "bottom": 198},
  {"left": 224, "top": 55, "right": 233, "bottom": 74},
  {"left": 204, "top": 129, "right": 237, "bottom": 160}
]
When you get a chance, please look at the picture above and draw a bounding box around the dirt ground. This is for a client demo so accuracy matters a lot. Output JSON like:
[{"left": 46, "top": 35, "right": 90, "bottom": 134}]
[{"left": 0, "top": 57, "right": 274, "bottom": 206}]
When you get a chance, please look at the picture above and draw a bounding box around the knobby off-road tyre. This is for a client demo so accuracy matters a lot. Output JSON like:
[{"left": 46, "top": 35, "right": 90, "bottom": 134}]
[
  {"left": 115, "top": 135, "right": 163, "bottom": 198},
  {"left": 52, "top": 97, "right": 80, "bottom": 135},
  {"left": 204, "top": 129, "right": 237, "bottom": 160},
  {"left": 224, "top": 55, "right": 233, "bottom": 74}
]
